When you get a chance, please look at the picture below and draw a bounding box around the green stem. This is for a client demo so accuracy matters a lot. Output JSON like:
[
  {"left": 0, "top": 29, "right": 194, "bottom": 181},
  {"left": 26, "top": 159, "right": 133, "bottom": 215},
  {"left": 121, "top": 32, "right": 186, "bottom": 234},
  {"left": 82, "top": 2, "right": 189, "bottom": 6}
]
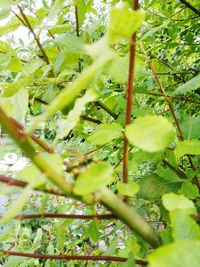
[{"left": 99, "top": 188, "right": 162, "bottom": 248}]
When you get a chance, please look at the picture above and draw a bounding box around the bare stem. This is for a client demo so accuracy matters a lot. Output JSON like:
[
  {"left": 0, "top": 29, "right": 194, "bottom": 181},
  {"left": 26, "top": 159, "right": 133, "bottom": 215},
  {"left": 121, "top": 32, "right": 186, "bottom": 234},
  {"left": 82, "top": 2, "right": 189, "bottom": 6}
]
[
  {"left": 178, "top": 0, "right": 200, "bottom": 16},
  {"left": 0, "top": 250, "right": 148, "bottom": 265},
  {"left": 123, "top": 0, "right": 139, "bottom": 183}
]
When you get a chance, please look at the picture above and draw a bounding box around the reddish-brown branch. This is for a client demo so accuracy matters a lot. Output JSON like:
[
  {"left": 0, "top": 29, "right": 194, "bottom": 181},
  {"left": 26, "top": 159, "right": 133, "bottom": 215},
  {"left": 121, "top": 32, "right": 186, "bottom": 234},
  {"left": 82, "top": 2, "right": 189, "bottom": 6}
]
[
  {"left": 15, "top": 213, "right": 117, "bottom": 220},
  {"left": 0, "top": 175, "right": 64, "bottom": 197},
  {"left": 0, "top": 250, "right": 148, "bottom": 265},
  {"left": 95, "top": 101, "right": 118, "bottom": 120},
  {"left": 123, "top": 0, "right": 139, "bottom": 183},
  {"left": 11, "top": 118, "right": 54, "bottom": 153}
]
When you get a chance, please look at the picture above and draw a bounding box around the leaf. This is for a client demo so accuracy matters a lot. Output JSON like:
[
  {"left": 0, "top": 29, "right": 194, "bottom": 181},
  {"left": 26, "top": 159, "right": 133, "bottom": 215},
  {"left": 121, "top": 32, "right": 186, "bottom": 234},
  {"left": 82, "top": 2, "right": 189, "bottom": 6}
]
[
  {"left": 0, "top": 16, "right": 20, "bottom": 35},
  {"left": 73, "top": 162, "right": 114, "bottom": 196},
  {"left": 57, "top": 89, "right": 98, "bottom": 139},
  {"left": 88, "top": 123, "right": 123, "bottom": 145},
  {"left": 47, "top": 0, "right": 66, "bottom": 21},
  {"left": 156, "top": 166, "right": 181, "bottom": 182},
  {"left": 117, "top": 181, "right": 139, "bottom": 197},
  {"left": 180, "top": 116, "right": 200, "bottom": 139},
  {"left": 108, "top": 3, "right": 145, "bottom": 42},
  {"left": 122, "top": 252, "right": 136, "bottom": 267},
  {"left": 141, "top": 21, "right": 169, "bottom": 40},
  {"left": 173, "top": 74, "right": 200, "bottom": 95},
  {"left": 174, "top": 140, "right": 200, "bottom": 163},
  {"left": 162, "top": 193, "right": 196, "bottom": 214},
  {"left": 148, "top": 240, "right": 200, "bottom": 267},
  {"left": 33, "top": 229, "right": 43, "bottom": 249},
  {"left": 0, "top": 187, "right": 31, "bottom": 225},
  {"left": 125, "top": 115, "right": 175, "bottom": 152},
  {"left": 170, "top": 210, "right": 200, "bottom": 241},
  {"left": 178, "top": 182, "right": 199, "bottom": 199},
  {"left": 87, "top": 220, "right": 100, "bottom": 243},
  {"left": 138, "top": 175, "right": 180, "bottom": 200},
  {"left": 28, "top": 42, "right": 116, "bottom": 131}
]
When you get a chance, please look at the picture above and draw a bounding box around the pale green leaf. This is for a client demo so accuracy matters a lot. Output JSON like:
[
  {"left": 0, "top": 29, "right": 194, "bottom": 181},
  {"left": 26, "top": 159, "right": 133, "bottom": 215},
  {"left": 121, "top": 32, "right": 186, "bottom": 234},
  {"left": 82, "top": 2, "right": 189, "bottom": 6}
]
[
  {"left": 174, "top": 140, "right": 200, "bottom": 163},
  {"left": 33, "top": 229, "right": 43, "bottom": 248},
  {"left": 170, "top": 210, "right": 200, "bottom": 241},
  {"left": 162, "top": 193, "right": 196, "bottom": 214},
  {"left": 57, "top": 89, "right": 98, "bottom": 139},
  {"left": 88, "top": 123, "right": 123, "bottom": 145},
  {"left": 173, "top": 74, "right": 200, "bottom": 95},
  {"left": 148, "top": 240, "right": 200, "bottom": 267},
  {"left": 108, "top": 3, "right": 145, "bottom": 42},
  {"left": 125, "top": 115, "right": 175, "bottom": 152},
  {"left": 117, "top": 181, "right": 139, "bottom": 197},
  {"left": 0, "top": 187, "right": 31, "bottom": 225},
  {"left": 0, "top": 16, "right": 20, "bottom": 35},
  {"left": 73, "top": 162, "right": 114, "bottom": 195},
  {"left": 178, "top": 182, "right": 199, "bottom": 199}
]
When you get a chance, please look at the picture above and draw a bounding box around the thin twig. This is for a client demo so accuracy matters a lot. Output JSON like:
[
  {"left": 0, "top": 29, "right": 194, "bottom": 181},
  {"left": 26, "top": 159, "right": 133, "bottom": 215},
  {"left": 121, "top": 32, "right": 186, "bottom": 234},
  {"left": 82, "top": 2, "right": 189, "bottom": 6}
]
[
  {"left": 95, "top": 101, "right": 118, "bottom": 120},
  {"left": 0, "top": 250, "right": 148, "bottom": 265},
  {"left": 123, "top": 0, "right": 139, "bottom": 183},
  {"left": 18, "top": 6, "right": 51, "bottom": 67},
  {"left": 178, "top": 0, "right": 200, "bottom": 16},
  {"left": 11, "top": 118, "right": 54, "bottom": 153}
]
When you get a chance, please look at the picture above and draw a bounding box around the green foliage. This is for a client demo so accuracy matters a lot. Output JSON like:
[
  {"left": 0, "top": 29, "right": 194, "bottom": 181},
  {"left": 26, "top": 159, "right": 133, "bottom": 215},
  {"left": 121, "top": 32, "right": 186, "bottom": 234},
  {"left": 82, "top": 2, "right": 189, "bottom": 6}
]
[
  {"left": 125, "top": 115, "right": 175, "bottom": 152},
  {"left": 0, "top": 0, "right": 200, "bottom": 266}
]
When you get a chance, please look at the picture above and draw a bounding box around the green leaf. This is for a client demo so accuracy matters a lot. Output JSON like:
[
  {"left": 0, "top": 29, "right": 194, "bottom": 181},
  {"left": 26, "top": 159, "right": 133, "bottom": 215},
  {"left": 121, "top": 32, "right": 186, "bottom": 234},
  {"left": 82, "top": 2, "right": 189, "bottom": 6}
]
[
  {"left": 174, "top": 140, "right": 200, "bottom": 163},
  {"left": 73, "top": 162, "right": 114, "bottom": 195},
  {"left": 178, "top": 182, "right": 199, "bottom": 199},
  {"left": 162, "top": 193, "right": 196, "bottom": 214},
  {"left": 87, "top": 220, "right": 100, "bottom": 243},
  {"left": 125, "top": 115, "right": 175, "bottom": 152},
  {"left": 57, "top": 89, "right": 98, "bottom": 139},
  {"left": 170, "top": 210, "right": 200, "bottom": 241},
  {"left": 156, "top": 166, "right": 181, "bottom": 182},
  {"left": 148, "top": 240, "right": 200, "bottom": 267},
  {"left": 0, "top": 16, "right": 20, "bottom": 35},
  {"left": 180, "top": 116, "right": 200, "bottom": 139},
  {"left": 33, "top": 229, "right": 43, "bottom": 249},
  {"left": 47, "top": 0, "right": 66, "bottom": 21},
  {"left": 88, "top": 123, "right": 123, "bottom": 145},
  {"left": 0, "top": 187, "right": 31, "bottom": 225},
  {"left": 108, "top": 3, "right": 145, "bottom": 42},
  {"left": 117, "top": 181, "right": 139, "bottom": 197},
  {"left": 122, "top": 252, "right": 136, "bottom": 267},
  {"left": 173, "top": 74, "right": 200, "bottom": 95},
  {"left": 138, "top": 175, "right": 180, "bottom": 200},
  {"left": 0, "top": 89, "right": 28, "bottom": 122}
]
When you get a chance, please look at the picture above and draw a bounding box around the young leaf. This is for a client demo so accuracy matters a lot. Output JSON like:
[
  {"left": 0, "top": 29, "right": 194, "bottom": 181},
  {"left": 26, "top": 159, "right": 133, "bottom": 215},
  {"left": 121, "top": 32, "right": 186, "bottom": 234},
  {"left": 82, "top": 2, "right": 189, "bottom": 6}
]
[
  {"left": 162, "top": 193, "right": 196, "bottom": 214},
  {"left": 57, "top": 89, "right": 98, "bottom": 139},
  {"left": 88, "top": 123, "right": 123, "bottom": 145},
  {"left": 73, "top": 162, "right": 114, "bottom": 195},
  {"left": 117, "top": 181, "right": 139, "bottom": 197},
  {"left": 173, "top": 74, "right": 200, "bottom": 95},
  {"left": 125, "top": 115, "right": 175, "bottom": 152},
  {"left": 174, "top": 140, "right": 200, "bottom": 163},
  {"left": 156, "top": 166, "right": 181, "bottom": 182},
  {"left": 170, "top": 210, "right": 200, "bottom": 241},
  {"left": 148, "top": 241, "right": 200, "bottom": 267},
  {"left": 108, "top": 3, "right": 145, "bottom": 42}
]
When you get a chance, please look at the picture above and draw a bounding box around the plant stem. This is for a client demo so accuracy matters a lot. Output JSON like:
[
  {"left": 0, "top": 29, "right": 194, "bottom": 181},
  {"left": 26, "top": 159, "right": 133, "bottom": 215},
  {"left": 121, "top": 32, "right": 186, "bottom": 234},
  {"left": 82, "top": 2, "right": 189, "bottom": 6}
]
[
  {"left": 18, "top": 6, "right": 52, "bottom": 68},
  {"left": 0, "top": 250, "right": 148, "bottom": 265},
  {"left": 123, "top": 0, "right": 139, "bottom": 183},
  {"left": 178, "top": 0, "right": 200, "bottom": 16},
  {"left": 75, "top": 4, "right": 81, "bottom": 72},
  {"left": 0, "top": 108, "right": 72, "bottom": 194},
  {"left": 99, "top": 187, "right": 161, "bottom": 248}
]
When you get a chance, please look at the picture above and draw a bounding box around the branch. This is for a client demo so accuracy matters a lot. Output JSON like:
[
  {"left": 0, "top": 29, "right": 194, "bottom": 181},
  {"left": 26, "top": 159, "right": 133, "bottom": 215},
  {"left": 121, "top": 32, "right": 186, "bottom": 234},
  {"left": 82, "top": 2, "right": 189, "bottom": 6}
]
[
  {"left": 15, "top": 213, "right": 117, "bottom": 220},
  {"left": 75, "top": 5, "right": 81, "bottom": 72},
  {"left": 178, "top": 0, "right": 200, "bottom": 16},
  {"left": 0, "top": 175, "right": 64, "bottom": 197},
  {"left": 0, "top": 110, "right": 161, "bottom": 248},
  {"left": 0, "top": 108, "right": 72, "bottom": 195},
  {"left": 0, "top": 250, "right": 148, "bottom": 265},
  {"left": 11, "top": 118, "right": 54, "bottom": 153},
  {"left": 80, "top": 115, "right": 102, "bottom": 124},
  {"left": 147, "top": 92, "right": 200, "bottom": 105},
  {"left": 123, "top": 0, "right": 139, "bottom": 184},
  {"left": 17, "top": 6, "right": 51, "bottom": 67},
  {"left": 94, "top": 101, "right": 118, "bottom": 120}
]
